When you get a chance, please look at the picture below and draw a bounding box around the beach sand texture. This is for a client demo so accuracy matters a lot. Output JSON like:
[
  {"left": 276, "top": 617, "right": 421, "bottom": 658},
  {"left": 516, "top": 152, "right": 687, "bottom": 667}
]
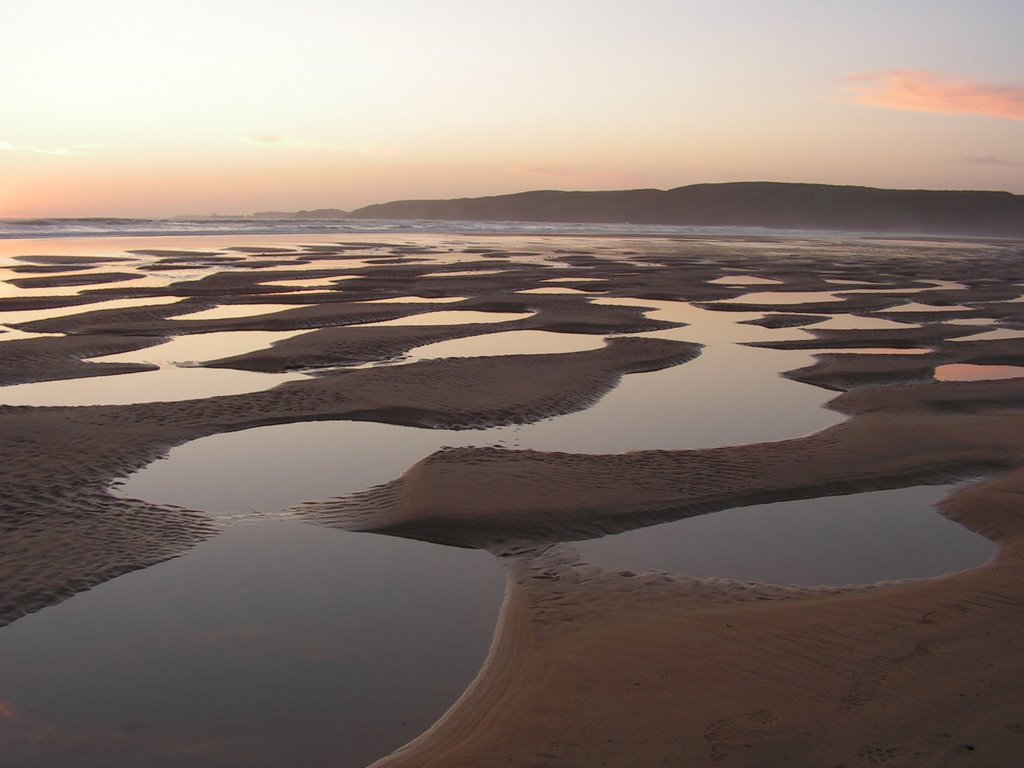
[{"left": 2, "top": 233, "right": 1024, "bottom": 766}]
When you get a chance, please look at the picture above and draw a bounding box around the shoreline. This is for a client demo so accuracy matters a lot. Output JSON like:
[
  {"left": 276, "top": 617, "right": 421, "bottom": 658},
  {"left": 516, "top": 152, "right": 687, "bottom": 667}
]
[{"left": 4, "top": 224, "right": 1024, "bottom": 250}]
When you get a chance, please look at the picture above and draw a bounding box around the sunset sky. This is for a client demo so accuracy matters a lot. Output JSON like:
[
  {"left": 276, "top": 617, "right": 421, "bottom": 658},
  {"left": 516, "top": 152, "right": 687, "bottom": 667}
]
[{"left": 2, "top": 0, "right": 1022, "bottom": 217}]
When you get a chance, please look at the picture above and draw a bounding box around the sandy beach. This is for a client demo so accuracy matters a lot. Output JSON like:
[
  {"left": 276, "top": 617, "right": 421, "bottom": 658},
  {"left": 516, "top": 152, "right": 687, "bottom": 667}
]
[{"left": 2, "top": 232, "right": 1024, "bottom": 766}]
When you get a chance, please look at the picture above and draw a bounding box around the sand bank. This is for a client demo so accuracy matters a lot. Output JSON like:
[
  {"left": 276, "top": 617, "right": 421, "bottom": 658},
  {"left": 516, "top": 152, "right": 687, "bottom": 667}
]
[{"left": 2, "top": 233, "right": 1024, "bottom": 766}]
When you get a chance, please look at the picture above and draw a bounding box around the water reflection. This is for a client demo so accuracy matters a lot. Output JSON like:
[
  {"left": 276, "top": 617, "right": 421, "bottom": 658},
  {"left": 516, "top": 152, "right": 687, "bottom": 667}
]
[
  {"left": 0, "top": 521, "right": 505, "bottom": 768},
  {"left": 358, "top": 296, "right": 466, "bottom": 304},
  {"left": 0, "top": 296, "right": 183, "bottom": 326},
  {"left": 408, "top": 331, "right": 606, "bottom": 361},
  {"left": 0, "top": 328, "right": 62, "bottom": 342},
  {"left": 516, "top": 287, "right": 595, "bottom": 295},
  {"left": 117, "top": 347, "right": 840, "bottom": 512},
  {"left": 91, "top": 330, "right": 310, "bottom": 366},
  {"left": 947, "top": 328, "right": 1024, "bottom": 342},
  {"left": 0, "top": 281, "right": 114, "bottom": 298},
  {"left": 366, "top": 311, "right": 533, "bottom": 327},
  {"left": 806, "top": 316, "right": 918, "bottom": 330},
  {"left": 574, "top": 486, "right": 993, "bottom": 586},
  {"left": 708, "top": 275, "right": 783, "bottom": 286},
  {"left": 0, "top": 367, "right": 307, "bottom": 406},
  {"left": 259, "top": 276, "right": 362, "bottom": 288},
  {"left": 3, "top": 232, "right": 1012, "bottom": 768},
  {"left": 934, "top": 364, "right": 1024, "bottom": 382},
  {"left": 720, "top": 291, "right": 843, "bottom": 305},
  {"left": 116, "top": 421, "right": 483, "bottom": 514},
  {"left": 886, "top": 302, "right": 971, "bottom": 313},
  {"left": 173, "top": 304, "right": 313, "bottom": 321},
  {"left": 421, "top": 269, "right": 508, "bottom": 278},
  {"left": 119, "top": 299, "right": 841, "bottom": 510}
]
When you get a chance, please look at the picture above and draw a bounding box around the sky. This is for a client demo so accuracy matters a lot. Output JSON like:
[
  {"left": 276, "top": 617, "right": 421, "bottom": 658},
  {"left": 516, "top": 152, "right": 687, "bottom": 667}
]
[{"left": 1, "top": 0, "right": 1022, "bottom": 217}]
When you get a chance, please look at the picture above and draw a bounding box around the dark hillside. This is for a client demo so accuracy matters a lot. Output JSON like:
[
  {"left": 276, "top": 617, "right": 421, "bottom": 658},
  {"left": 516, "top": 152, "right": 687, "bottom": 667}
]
[{"left": 349, "top": 182, "right": 1024, "bottom": 237}]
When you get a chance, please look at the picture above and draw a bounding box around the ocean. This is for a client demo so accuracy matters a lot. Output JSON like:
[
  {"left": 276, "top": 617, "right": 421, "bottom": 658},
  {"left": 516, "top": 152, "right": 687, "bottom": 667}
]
[{"left": 0, "top": 216, "right": 850, "bottom": 240}]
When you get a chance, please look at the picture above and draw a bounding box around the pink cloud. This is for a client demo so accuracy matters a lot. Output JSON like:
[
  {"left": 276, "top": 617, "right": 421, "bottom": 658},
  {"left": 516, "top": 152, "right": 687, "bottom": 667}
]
[
  {"left": 0, "top": 140, "right": 105, "bottom": 156},
  {"left": 0, "top": 699, "right": 18, "bottom": 721},
  {"left": 840, "top": 70, "right": 1024, "bottom": 120}
]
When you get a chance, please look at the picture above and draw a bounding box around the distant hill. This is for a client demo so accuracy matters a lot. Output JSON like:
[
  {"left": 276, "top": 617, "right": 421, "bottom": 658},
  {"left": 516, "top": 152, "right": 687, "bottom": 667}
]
[
  {"left": 293, "top": 208, "right": 350, "bottom": 219},
  {"left": 249, "top": 208, "right": 351, "bottom": 219},
  {"left": 348, "top": 182, "right": 1024, "bottom": 237}
]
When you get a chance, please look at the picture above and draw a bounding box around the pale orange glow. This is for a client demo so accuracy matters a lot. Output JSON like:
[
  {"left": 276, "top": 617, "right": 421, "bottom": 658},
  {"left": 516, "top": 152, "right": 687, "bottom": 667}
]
[
  {"left": 934, "top": 364, "right": 1024, "bottom": 382},
  {"left": 841, "top": 70, "right": 1024, "bottom": 121},
  {"left": 2, "top": 3, "right": 1021, "bottom": 217}
]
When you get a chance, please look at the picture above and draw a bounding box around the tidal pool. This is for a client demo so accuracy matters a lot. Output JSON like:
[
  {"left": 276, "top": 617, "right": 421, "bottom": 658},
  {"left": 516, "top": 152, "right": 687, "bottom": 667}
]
[
  {"left": 947, "top": 328, "right": 1024, "bottom": 342},
  {"left": 574, "top": 485, "right": 994, "bottom": 586},
  {"left": 358, "top": 296, "right": 466, "bottom": 304},
  {"left": 807, "top": 316, "right": 918, "bottom": 330},
  {"left": 0, "top": 328, "right": 61, "bottom": 342},
  {"left": 259, "top": 276, "right": 362, "bottom": 288},
  {"left": 0, "top": 296, "right": 184, "bottom": 326},
  {"left": 408, "top": 330, "right": 607, "bottom": 360},
  {"left": 111, "top": 295, "right": 995, "bottom": 598},
  {"left": 886, "top": 302, "right": 972, "bottom": 313},
  {"left": 720, "top": 291, "right": 843, "bottom": 305},
  {"left": 90, "top": 330, "right": 310, "bottom": 366},
  {"left": 117, "top": 348, "right": 840, "bottom": 513},
  {"left": 3, "top": 233, "right": 1009, "bottom": 768},
  {"left": 0, "top": 367, "right": 308, "bottom": 407},
  {"left": 365, "top": 310, "right": 533, "bottom": 327},
  {"left": 421, "top": 269, "right": 508, "bottom": 278},
  {"left": 934, "top": 364, "right": 1024, "bottom": 382},
  {"left": 515, "top": 287, "right": 595, "bottom": 295},
  {"left": 173, "top": 304, "right": 313, "bottom": 321},
  {"left": 118, "top": 299, "right": 841, "bottom": 511},
  {"left": 708, "top": 275, "right": 783, "bottom": 286},
  {"left": 0, "top": 520, "right": 505, "bottom": 768}
]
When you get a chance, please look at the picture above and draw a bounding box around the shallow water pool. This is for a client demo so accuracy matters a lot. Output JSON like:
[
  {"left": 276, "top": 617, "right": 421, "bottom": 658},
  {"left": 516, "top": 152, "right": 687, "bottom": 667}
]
[
  {"left": 573, "top": 485, "right": 993, "bottom": 586},
  {"left": 0, "top": 520, "right": 505, "bottom": 768}
]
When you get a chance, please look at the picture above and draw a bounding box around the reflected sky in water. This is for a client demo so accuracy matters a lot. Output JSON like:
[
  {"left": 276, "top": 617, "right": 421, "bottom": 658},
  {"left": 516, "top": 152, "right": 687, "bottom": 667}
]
[
  {"left": 805, "top": 315, "right": 918, "bottom": 330},
  {"left": 408, "top": 330, "right": 606, "bottom": 361},
  {"left": 119, "top": 296, "right": 841, "bottom": 511},
  {"left": 259, "top": 276, "right": 362, "bottom": 288},
  {"left": 358, "top": 296, "right": 466, "bottom": 304},
  {"left": 0, "top": 521, "right": 505, "bottom": 768},
  {"left": 116, "top": 420, "right": 487, "bottom": 513},
  {"left": 515, "top": 287, "right": 596, "bottom": 295},
  {"left": 947, "top": 328, "right": 1024, "bottom": 342},
  {"left": 421, "top": 269, "right": 508, "bottom": 278},
  {"left": 934, "top": 363, "right": 1024, "bottom": 382},
  {"left": 0, "top": 367, "right": 308, "bottom": 406},
  {"left": 574, "top": 485, "right": 993, "bottom": 586},
  {"left": 0, "top": 296, "right": 184, "bottom": 327},
  {"left": 720, "top": 291, "right": 843, "bottom": 305},
  {"left": 2, "top": 233, "right": 1012, "bottom": 767},
  {"left": 365, "top": 310, "right": 533, "bottom": 326},
  {"left": 885, "top": 302, "right": 972, "bottom": 313},
  {"left": 708, "top": 275, "right": 783, "bottom": 286},
  {"left": 91, "top": 330, "right": 311, "bottom": 366},
  {"left": 173, "top": 304, "right": 313, "bottom": 321}
]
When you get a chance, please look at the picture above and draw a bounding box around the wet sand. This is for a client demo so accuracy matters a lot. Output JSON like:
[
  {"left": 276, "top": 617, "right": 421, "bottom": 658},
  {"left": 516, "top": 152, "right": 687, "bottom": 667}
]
[{"left": 2, "top": 233, "right": 1024, "bottom": 766}]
